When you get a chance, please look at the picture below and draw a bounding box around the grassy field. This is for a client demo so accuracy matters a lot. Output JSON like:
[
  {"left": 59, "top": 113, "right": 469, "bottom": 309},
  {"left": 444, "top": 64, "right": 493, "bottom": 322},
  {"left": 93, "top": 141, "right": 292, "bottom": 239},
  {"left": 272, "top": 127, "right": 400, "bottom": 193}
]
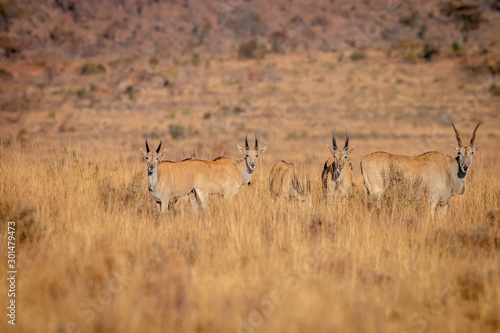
[{"left": 1, "top": 51, "right": 500, "bottom": 333}]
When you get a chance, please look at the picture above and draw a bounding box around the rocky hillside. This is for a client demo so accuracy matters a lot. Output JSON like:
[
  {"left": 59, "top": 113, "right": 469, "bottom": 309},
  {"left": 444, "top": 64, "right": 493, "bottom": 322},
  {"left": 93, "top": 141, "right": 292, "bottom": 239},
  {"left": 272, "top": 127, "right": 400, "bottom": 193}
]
[{"left": 0, "top": 0, "right": 499, "bottom": 61}]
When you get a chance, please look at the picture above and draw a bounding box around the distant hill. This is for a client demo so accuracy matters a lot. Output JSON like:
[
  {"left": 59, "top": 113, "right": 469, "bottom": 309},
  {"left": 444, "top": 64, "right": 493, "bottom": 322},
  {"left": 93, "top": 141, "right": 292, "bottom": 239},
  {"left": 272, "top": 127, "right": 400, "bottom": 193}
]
[{"left": 0, "top": 0, "right": 499, "bottom": 61}]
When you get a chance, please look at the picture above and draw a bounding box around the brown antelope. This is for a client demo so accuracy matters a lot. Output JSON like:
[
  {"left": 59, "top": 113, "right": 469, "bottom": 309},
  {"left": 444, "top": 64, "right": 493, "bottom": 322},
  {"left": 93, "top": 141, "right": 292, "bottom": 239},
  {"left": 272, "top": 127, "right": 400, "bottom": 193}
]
[
  {"left": 360, "top": 123, "right": 481, "bottom": 214},
  {"left": 140, "top": 135, "right": 267, "bottom": 212},
  {"left": 321, "top": 129, "right": 356, "bottom": 198},
  {"left": 269, "top": 160, "right": 310, "bottom": 201}
]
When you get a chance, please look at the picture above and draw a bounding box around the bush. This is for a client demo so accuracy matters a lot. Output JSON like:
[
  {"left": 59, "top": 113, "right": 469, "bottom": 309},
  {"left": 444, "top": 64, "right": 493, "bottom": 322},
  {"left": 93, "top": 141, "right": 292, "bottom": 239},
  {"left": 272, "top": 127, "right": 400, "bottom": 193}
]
[
  {"left": 310, "top": 15, "right": 329, "bottom": 30},
  {"left": 440, "top": 3, "right": 485, "bottom": 42},
  {"left": 268, "top": 30, "right": 288, "bottom": 54},
  {"left": 191, "top": 54, "right": 201, "bottom": 66},
  {"left": 238, "top": 38, "right": 264, "bottom": 59},
  {"left": 79, "top": 63, "right": 106, "bottom": 75},
  {"left": 169, "top": 124, "right": 185, "bottom": 140},
  {"left": 421, "top": 43, "right": 439, "bottom": 60},
  {"left": 399, "top": 10, "right": 419, "bottom": 28},
  {"left": 452, "top": 42, "right": 464, "bottom": 56},
  {"left": 400, "top": 39, "right": 418, "bottom": 63},
  {"left": 238, "top": 12, "right": 267, "bottom": 37},
  {"left": 350, "top": 51, "right": 366, "bottom": 61},
  {"left": 0, "top": 68, "right": 13, "bottom": 80},
  {"left": 489, "top": 83, "right": 500, "bottom": 96}
]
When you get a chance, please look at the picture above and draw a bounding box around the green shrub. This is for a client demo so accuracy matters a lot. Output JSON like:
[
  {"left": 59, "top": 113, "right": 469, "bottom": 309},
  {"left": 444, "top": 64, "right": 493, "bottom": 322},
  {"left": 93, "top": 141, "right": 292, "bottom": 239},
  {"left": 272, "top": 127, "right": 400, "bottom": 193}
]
[
  {"left": 0, "top": 68, "right": 13, "bottom": 80},
  {"left": 452, "top": 42, "right": 464, "bottom": 56},
  {"left": 191, "top": 54, "right": 201, "bottom": 66},
  {"left": 399, "top": 10, "right": 419, "bottom": 28},
  {"left": 350, "top": 51, "right": 366, "bottom": 61},
  {"left": 149, "top": 56, "right": 160, "bottom": 66},
  {"left": 440, "top": 3, "right": 485, "bottom": 42},
  {"left": 489, "top": 83, "right": 500, "bottom": 96},
  {"left": 76, "top": 88, "right": 89, "bottom": 99},
  {"left": 79, "top": 63, "right": 106, "bottom": 75},
  {"left": 421, "top": 43, "right": 439, "bottom": 60},
  {"left": 169, "top": 124, "right": 185, "bottom": 140},
  {"left": 310, "top": 15, "right": 329, "bottom": 30},
  {"left": 238, "top": 38, "right": 260, "bottom": 59}
]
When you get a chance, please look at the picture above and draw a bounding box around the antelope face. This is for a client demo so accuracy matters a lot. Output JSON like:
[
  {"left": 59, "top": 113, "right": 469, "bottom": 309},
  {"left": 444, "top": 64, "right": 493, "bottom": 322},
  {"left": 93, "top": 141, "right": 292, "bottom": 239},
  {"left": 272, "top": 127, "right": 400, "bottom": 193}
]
[
  {"left": 327, "top": 129, "right": 355, "bottom": 181},
  {"left": 329, "top": 150, "right": 352, "bottom": 180},
  {"left": 238, "top": 134, "right": 267, "bottom": 173},
  {"left": 140, "top": 140, "right": 166, "bottom": 174},
  {"left": 450, "top": 123, "right": 481, "bottom": 175},
  {"left": 454, "top": 145, "right": 480, "bottom": 174}
]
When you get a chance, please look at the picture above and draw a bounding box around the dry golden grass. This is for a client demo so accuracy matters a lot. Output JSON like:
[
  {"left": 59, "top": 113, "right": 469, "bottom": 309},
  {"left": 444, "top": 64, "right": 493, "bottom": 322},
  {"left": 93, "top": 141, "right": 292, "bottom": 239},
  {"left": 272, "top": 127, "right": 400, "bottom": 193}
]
[
  {"left": 0, "top": 133, "right": 499, "bottom": 333},
  {"left": 1, "top": 51, "right": 500, "bottom": 332}
]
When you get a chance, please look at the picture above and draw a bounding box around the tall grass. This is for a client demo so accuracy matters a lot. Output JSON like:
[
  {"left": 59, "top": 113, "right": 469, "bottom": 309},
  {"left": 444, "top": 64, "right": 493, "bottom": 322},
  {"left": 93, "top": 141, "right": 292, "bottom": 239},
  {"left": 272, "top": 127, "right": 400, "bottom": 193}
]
[{"left": 0, "top": 139, "right": 499, "bottom": 333}]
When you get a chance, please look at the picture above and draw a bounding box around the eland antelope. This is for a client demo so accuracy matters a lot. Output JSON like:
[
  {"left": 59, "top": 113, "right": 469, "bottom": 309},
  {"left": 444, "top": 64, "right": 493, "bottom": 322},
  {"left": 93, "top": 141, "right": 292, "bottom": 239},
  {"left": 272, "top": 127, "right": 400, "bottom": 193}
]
[
  {"left": 141, "top": 135, "right": 267, "bottom": 212},
  {"left": 269, "top": 161, "right": 310, "bottom": 201},
  {"left": 321, "top": 129, "right": 356, "bottom": 198},
  {"left": 360, "top": 123, "right": 481, "bottom": 214}
]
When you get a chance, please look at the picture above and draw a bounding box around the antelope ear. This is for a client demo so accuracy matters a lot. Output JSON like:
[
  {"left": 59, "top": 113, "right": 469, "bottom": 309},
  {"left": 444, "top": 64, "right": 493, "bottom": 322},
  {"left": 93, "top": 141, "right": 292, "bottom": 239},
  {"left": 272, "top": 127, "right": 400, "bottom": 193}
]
[
  {"left": 347, "top": 145, "right": 355, "bottom": 155},
  {"left": 473, "top": 144, "right": 481, "bottom": 152},
  {"left": 450, "top": 143, "right": 459, "bottom": 152},
  {"left": 257, "top": 146, "right": 267, "bottom": 155},
  {"left": 140, "top": 147, "right": 147, "bottom": 158},
  {"left": 158, "top": 148, "right": 167, "bottom": 157},
  {"left": 237, "top": 145, "right": 246, "bottom": 156},
  {"left": 327, "top": 144, "right": 335, "bottom": 155}
]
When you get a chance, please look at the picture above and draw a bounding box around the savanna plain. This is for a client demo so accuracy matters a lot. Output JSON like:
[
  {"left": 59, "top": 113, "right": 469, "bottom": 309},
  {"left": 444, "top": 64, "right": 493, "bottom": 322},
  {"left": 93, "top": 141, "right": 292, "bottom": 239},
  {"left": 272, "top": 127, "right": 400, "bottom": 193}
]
[{"left": 1, "top": 51, "right": 500, "bottom": 333}]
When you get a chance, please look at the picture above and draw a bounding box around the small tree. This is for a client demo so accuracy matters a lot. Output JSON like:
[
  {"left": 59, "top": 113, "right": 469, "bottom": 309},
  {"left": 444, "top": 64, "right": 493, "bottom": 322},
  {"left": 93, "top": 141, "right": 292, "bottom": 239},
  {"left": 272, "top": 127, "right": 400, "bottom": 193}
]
[{"left": 440, "top": 3, "right": 485, "bottom": 43}]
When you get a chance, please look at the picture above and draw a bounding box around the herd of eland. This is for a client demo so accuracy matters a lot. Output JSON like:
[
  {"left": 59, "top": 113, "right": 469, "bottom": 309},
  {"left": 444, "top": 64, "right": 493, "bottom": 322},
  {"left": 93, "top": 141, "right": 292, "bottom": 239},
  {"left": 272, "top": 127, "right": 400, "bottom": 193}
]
[{"left": 141, "top": 123, "right": 481, "bottom": 216}]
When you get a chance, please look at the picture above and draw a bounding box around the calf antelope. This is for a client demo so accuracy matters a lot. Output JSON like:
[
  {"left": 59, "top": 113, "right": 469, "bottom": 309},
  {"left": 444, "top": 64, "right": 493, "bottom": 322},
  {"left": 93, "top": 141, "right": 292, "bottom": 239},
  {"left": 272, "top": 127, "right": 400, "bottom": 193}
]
[
  {"left": 141, "top": 135, "right": 267, "bottom": 212},
  {"left": 269, "top": 160, "right": 310, "bottom": 201},
  {"left": 321, "top": 129, "right": 356, "bottom": 198},
  {"left": 360, "top": 123, "right": 481, "bottom": 214}
]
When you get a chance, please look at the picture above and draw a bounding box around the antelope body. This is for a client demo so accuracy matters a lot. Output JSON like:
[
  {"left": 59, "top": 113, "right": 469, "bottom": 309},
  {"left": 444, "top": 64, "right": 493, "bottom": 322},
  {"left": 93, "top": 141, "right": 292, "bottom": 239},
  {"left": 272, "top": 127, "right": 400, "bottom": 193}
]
[
  {"left": 360, "top": 123, "right": 481, "bottom": 213},
  {"left": 321, "top": 129, "right": 356, "bottom": 198},
  {"left": 141, "top": 136, "right": 266, "bottom": 212},
  {"left": 269, "top": 160, "right": 310, "bottom": 200}
]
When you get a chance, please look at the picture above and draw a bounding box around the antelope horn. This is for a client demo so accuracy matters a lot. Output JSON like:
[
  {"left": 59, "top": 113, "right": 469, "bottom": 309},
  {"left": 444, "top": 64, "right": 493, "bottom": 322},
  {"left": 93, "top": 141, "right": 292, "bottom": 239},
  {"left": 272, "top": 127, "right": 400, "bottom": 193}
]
[
  {"left": 156, "top": 140, "right": 162, "bottom": 153},
  {"left": 145, "top": 139, "right": 150, "bottom": 153},
  {"left": 470, "top": 122, "right": 481, "bottom": 147},
  {"left": 331, "top": 131, "right": 338, "bottom": 151},
  {"left": 245, "top": 133, "right": 250, "bottom": 150},
  {"left": 254, "top": 133, "right": 258, "bottom": 150},
  {"left": 451, "top": 123, "right": 462, "bottom": 147},
  {"left": 343, "top": 128, "right": 349, "bottom": 151}
]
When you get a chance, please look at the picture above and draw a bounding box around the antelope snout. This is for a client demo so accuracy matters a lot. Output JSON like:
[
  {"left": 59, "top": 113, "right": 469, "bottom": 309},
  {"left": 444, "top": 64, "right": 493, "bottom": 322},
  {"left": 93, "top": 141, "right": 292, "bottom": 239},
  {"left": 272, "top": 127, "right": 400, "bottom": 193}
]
[
  {"left": 250, "top": 164, "right": 256, "bottom": 170},
  {"left": 338, "top": 166, "right": 343, "bottom": 172},
  {"left": 462, "top": 166, "right": 469, "bottom": 173}
]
